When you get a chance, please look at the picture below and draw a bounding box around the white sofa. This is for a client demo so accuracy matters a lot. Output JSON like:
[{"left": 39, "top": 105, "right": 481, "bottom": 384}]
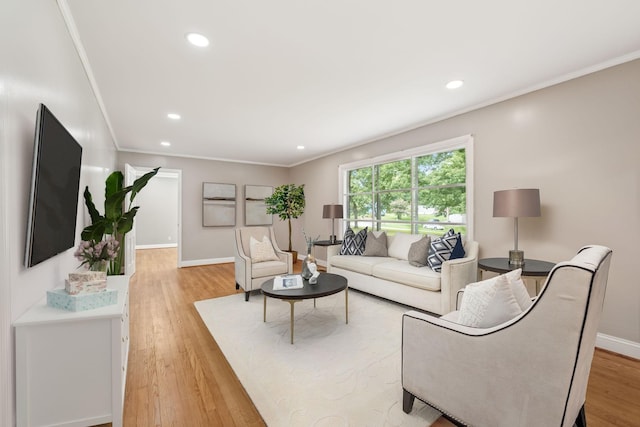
[{"left": 327, "top": 234, "right": 478, "bottom": 315}]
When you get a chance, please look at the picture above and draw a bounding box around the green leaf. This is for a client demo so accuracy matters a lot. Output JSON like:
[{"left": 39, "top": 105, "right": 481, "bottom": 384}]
[
  {"left": 81, "top": 221, "right": 106, "bottom": 242},
  {"left": 130, "top": 167, "right": 160, "bottom": 204},
  {"left": 105, "top": 189, "right": 128, "bottom": 221},
  {"left": 105, "top": 171, "right": 124, "bottom": 199},
  {"left": 117, "top": 207, "right": 139, "bottom": 235},
  {"left": 83, "top": 186, "right": 102, "bottom": 224}
]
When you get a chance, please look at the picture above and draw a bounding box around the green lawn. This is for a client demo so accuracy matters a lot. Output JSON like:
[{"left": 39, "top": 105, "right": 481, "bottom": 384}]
[{"left": 348, "top": 214, "right": 467, "bottom": 236}]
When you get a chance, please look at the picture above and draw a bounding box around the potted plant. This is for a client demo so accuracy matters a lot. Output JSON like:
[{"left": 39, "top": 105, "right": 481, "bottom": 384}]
[
  {"left": 265, "top": 184, "right": 305, "bottom": 258},
  {"left": 81, "top": 167, "right": 159, "bottom": 275}
]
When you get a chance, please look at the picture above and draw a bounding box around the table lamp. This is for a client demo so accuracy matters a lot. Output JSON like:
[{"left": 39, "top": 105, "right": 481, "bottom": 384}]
[
  {"left": 493, "top": 189, "right": 541, "bottom": 266},
  {"left": 323, "top": 204, "right": 343, "bottom": 244}
]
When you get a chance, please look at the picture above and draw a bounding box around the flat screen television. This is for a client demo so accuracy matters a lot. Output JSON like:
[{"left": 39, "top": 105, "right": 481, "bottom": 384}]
[{"left": 24, "top": 104, "right": 83, "bottom": 268}]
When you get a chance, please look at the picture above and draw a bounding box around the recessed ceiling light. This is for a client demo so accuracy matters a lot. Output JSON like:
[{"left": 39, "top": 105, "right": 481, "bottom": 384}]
[
  {"left": 186, "top": 32, "right": 209, "bottom": 47},
  {"left": 167, "top": 113, "right": 181, "bottom": 120},
  {"left": 446, "top": 80, "right": 464, "bottom": 90},
  {"left": 297, "top": 145, "right": 305, "bottom": 150},
  {"left": 160, "top": 141, "right": 171, "bottom": 147}
]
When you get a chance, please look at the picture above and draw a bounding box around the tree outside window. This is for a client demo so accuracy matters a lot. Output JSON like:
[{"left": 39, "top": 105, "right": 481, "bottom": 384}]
[{"left": 342, "top": 143, "right": 470, "bottom": 237}]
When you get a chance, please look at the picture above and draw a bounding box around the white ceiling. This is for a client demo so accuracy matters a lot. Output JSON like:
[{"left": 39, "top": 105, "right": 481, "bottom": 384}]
[{"left": 63, "top": 0, "right": 640, "bottom": 167}]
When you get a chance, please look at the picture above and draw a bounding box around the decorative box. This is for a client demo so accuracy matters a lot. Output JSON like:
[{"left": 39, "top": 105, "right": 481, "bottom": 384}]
[
  {"left": 65, "top": 279, "right": 107, "bottom": 295},
  {"left": 47, "top": 288, "right": 117, "bottom": 312},
  {"left": 68, "top": 271, "right": 107, "bottom": 282},
  {"left": 66, "top": 271, "right": 107, "bottom": 295}
]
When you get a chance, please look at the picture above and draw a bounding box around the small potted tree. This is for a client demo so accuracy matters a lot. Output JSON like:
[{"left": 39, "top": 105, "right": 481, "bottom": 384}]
[{"left": 265, "top": 184, "right": 305, "bottom": 260}]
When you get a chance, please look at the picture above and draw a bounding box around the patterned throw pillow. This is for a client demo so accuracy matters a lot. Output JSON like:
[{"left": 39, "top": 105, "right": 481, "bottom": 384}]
[
  {"left": 363, "top": 231, "right": 388, "bottom": 257},
  {"left": 427, "top": 229, "right": 459, "bottom": 272},
  {"left": 339, "top": 227, "right": 368, "bottom": 255}
]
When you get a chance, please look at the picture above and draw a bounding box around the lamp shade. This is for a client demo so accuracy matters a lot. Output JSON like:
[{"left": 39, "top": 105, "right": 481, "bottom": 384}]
[
  {"left": 322, "top": 204, "right": 343, "bottom": 219},
  {"left": 493, "top": 189, "right": 541, "bottom": 218}
]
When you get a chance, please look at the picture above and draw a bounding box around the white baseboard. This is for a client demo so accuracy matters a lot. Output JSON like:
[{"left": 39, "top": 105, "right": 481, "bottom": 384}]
[
  {"left": 596, "top": 333, "right": 640, "bottom": 359},
  {"left": 136, "top": 243, "right": 178, "bottom": 249},
  {"left": 179, "top": 257, "right": 234, "bottom": 268}
]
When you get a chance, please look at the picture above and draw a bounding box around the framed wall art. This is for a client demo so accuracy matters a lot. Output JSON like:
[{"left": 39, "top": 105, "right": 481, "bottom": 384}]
[
  {"left": 244, "top": 185, "right": 273, "bottom": 226},
  {"left": 202, "top": 182, "right": 236, "bottom": 227}
]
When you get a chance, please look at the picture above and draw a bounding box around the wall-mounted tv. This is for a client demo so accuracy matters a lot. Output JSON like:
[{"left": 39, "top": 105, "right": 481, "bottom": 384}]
[{"left": 24, "top": 104, "right": 83, "bottom": 268}]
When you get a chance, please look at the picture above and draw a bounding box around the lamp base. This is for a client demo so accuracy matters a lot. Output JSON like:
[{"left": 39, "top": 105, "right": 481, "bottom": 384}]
[
  {"left": 329, "top": 235, "right": 337, "bottom": 244},
  {"left": 509, "top": 250, "right": 524, "bottom": 267}
]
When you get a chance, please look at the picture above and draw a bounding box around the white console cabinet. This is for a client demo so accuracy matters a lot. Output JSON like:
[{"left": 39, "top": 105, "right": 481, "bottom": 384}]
[{"left": 14, "top": 276, "right": 130, "bottom": 427}]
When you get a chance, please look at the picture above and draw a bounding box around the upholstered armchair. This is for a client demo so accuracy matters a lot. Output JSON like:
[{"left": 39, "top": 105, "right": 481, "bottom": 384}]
[
  {"left": 402, "top": 245, "right": 613, "bottom": 427},
  {"left": 234, "top": 226, "right": 293, "bottom": 301}
]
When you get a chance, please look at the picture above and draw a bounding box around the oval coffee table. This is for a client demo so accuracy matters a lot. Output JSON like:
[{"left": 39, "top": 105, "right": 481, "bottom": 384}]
[{"left": 261, "top": 273, "right": 348, "bottom": 344}]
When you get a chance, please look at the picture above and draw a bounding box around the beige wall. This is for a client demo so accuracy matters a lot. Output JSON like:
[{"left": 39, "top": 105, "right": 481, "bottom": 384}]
[
  {"left": 293, "top": 59, "right": 640, "bottom": 345},
  {"left": 117, "top": 152, "right": 292, "bottom": 263}
]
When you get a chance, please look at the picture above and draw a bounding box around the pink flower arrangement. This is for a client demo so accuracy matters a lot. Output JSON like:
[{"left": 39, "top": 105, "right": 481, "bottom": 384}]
[{"left": 74, "top": 237, "right": 119, "bottom": 270}]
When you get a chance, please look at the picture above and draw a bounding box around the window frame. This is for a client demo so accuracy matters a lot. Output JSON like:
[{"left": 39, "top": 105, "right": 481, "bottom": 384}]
[{"left": 338, "top": 134, "right": 474, "bottom": 240}]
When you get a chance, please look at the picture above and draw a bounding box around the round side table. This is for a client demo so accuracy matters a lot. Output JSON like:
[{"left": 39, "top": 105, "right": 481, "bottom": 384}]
[{"left": 478, "top": 257, "right": 555, "bottom": 294}]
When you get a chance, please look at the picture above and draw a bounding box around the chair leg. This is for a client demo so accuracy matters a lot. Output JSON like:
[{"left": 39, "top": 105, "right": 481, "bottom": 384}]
[
  {"left": 235, "top": 282, "right": 240, "bottom": 290},
  {"left": 245, "top": 291, "right": 250, "bottom": 302},
  {"left": 575, "top": 404, "right": 587, "bottom": 427},
  {"left": 403, "top": 389, "right": 415, "bottom": 414}
]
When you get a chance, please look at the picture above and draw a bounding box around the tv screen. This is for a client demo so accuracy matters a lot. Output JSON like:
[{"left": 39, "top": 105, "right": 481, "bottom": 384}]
[{"left": 24, "top": 104, "right": 83, "bottom": 268}]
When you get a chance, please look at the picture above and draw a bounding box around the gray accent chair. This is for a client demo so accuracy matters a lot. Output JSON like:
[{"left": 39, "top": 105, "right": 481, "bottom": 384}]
[
  {"left": 402, "top": 245, "right": 613, "bottom": 427},
  {"left": 234, "top": 226, "right": 293, "bottom": 301}
]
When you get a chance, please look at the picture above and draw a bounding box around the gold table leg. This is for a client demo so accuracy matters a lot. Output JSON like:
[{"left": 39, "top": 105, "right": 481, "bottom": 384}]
[
  {"left": 345, "top": 287, "right": 349, "bottom": 324},
  {"left": 287, "top": 300, "right": 296, "bottom": 344}
]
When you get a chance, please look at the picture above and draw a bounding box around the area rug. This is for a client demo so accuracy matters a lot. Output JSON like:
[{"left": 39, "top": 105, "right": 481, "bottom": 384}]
[{"left": 194, "top": 289, "right": 441, "bottom": 426}]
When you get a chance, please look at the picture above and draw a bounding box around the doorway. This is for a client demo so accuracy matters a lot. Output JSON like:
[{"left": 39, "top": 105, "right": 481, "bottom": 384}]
[{"left": 125, "top": 165, "right": 182, "bottom": 272}]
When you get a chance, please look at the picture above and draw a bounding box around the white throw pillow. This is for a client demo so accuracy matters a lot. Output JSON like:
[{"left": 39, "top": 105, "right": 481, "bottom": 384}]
[
  {"left": 249, "top": 236, "right": 279, "bottom": 263},
  {"left": 458, "top": 274, "right": 523, "bottom": 328},
  {"left": 504, "top": 269, "right": 533, "bottom": 311}
]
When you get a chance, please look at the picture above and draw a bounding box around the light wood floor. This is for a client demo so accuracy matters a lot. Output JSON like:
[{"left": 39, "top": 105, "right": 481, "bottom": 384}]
[{"left": 113, "top": 248, "right": 639, "bottom": 426}]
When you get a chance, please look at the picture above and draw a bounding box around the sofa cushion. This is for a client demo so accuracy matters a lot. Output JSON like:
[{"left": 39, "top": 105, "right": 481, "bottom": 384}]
[
  {"left": 363, "top": 231, "right": 388, "bottom": 256},
  {"left": 387, "top": 233, "right": 424, "bottom": 260},
  {"left": 252, "top": 260, "right": 289, "bottom": 278},
  {"left": 330, "top": 255, "right": 391, "bottom": 275},
  {"left": 372, "top": 260, "right": 441, "bottom": 291},
  {"left": 339, "top": 228, "right": 368, "bottom": 255},
  {"left": 408, "top": 236, "right": 430, "bottom": 267}
]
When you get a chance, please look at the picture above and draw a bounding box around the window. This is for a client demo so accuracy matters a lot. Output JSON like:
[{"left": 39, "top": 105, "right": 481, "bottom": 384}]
[{"left": 339, "top": 135, "right": 473, "bottom": 238}]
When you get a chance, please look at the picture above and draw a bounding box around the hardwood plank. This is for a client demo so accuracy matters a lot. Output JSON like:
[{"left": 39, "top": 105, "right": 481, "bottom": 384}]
[{"left": 113, "top": 248, "right": 639, "bottom": 427}]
